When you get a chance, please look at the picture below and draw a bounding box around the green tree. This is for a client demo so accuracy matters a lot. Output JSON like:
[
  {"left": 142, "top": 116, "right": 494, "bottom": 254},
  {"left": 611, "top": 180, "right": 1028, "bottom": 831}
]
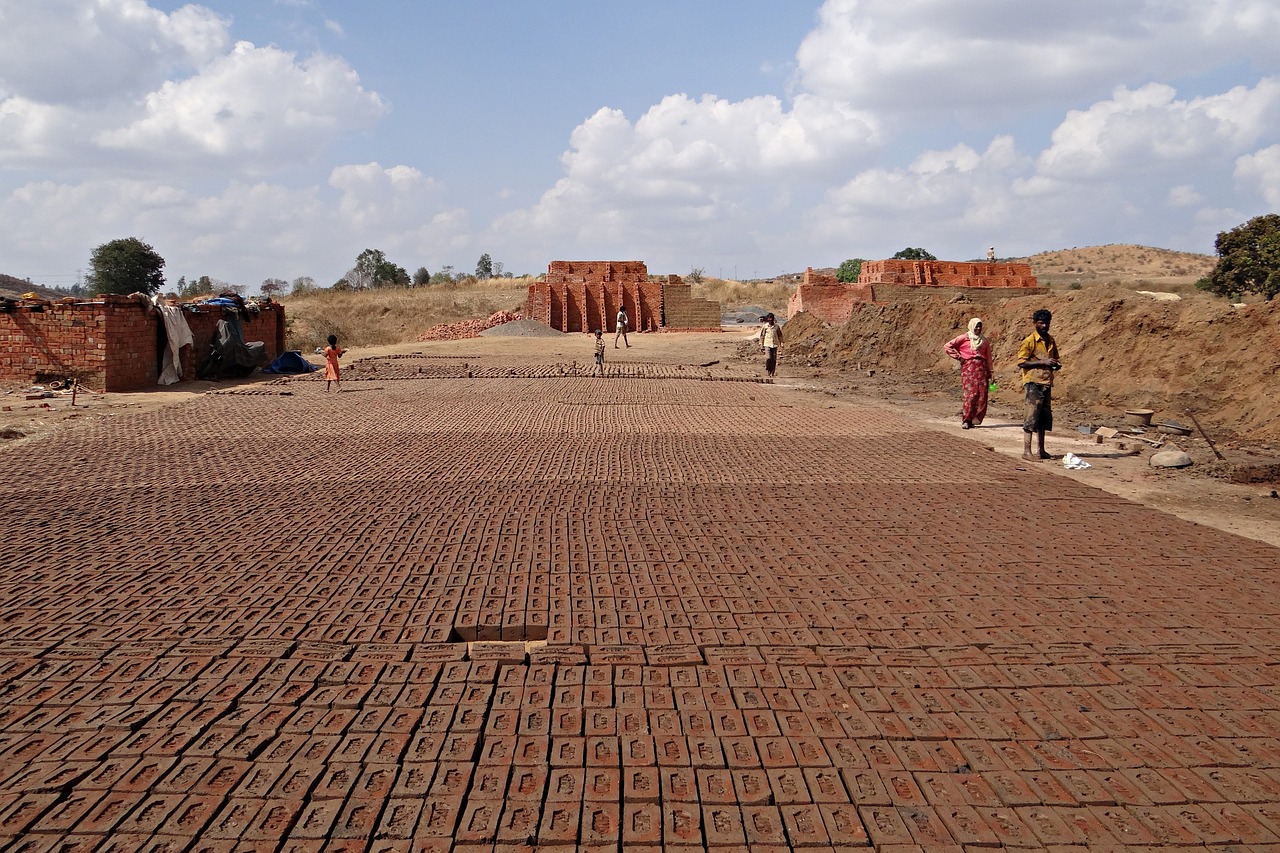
[
  {"left": 86, "top": 237, "right": 166, "bottom": 296},
  {"left": 1206, "top": 214, "right": 1280, "bottom": 301},
  {"left": 348, "top": 248, "right": 409, "bottom": 288},
  {"left": 475, "top": 253, "right": 494, "bottom": 279},
  {"left": 413, "top": 266, "right": 431, "bottom": 287},
  {"left": 892, "top": 247, "right": 937, "bottom": 261},
  {"left": 836, "top": 259, "right": 864, "bottom": 282},
  {"left": 260, "top": 278, "right": 286, "bottom": 299}
]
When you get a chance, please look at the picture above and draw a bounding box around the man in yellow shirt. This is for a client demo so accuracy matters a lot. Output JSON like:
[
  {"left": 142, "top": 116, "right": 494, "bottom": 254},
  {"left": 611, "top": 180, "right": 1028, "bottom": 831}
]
[{"left": 1016, "top": 308, "right": 1061, "bottom": 461}]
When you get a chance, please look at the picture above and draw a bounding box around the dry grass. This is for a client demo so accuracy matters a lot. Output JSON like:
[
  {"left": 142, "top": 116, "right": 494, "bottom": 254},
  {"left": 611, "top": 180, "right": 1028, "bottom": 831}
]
[
  {"left": 692, "top": 277, "right": 792, "bottom": 313},
  {"left": 281, "top": 278, "right": 530, "bottom": 350}
]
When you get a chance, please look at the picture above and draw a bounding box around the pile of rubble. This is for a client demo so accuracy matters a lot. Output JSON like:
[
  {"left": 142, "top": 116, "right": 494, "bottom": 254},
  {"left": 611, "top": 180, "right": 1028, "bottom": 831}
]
[{"left": 415, "top": 310, "right": 523, "bottom": 342}]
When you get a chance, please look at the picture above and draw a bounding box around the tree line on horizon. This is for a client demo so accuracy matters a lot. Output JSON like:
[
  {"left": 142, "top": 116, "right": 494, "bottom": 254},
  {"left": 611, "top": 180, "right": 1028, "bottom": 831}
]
[{"left": 21, "top": 215, "right": 1280, "bottom": 302}]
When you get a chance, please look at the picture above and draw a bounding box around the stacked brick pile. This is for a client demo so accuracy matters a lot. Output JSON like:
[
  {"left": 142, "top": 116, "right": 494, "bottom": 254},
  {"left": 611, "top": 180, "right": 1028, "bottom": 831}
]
[
  {"left": 786, "top": 268, "right": 875, "bottom": 325},
  {"left": 525, "top": 261, "right": 720, "bottom": 333},
  {"left": 416, "top": 311, "right": 524, "bottom": 342}
]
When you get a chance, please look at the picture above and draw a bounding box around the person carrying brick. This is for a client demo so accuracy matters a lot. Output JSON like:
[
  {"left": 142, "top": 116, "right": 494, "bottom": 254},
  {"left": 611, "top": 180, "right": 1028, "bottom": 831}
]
[
  {"left": 323, "top": 334, "right": 346, "bottom": 392},
  {"left": 592, "top": 329, "right": 605, "bottom": 376}
]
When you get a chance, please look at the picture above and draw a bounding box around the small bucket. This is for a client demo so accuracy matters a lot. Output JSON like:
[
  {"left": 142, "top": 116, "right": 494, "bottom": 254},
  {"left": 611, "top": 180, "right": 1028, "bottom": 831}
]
[{"left": 1124, "top": 409, "right": 1155, "bottom": 426}]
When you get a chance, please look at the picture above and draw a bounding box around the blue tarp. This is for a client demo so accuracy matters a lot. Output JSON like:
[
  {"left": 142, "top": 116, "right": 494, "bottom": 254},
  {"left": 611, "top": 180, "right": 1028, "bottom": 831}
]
[{"left": 262, "top": 351, "right": 319, "bottom": 374}]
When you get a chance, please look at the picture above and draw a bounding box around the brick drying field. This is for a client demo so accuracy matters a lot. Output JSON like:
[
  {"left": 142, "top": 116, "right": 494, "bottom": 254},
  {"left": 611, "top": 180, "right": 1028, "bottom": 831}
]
[{"left": 1, "top": 347, "right": 1279, "bottom": 850}]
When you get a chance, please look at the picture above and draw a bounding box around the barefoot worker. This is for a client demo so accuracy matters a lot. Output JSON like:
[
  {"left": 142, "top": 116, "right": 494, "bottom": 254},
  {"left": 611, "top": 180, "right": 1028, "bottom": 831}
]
[{"left": 1016, "top": 308, "right": 1061, "bottom": 461}]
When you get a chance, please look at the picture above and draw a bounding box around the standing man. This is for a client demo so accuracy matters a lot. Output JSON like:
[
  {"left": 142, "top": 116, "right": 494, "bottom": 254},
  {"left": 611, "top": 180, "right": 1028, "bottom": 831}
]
[
  {"left": 760, "top": 313, "right": 782, "bottom": 380},
  {"left": 1016, "top": 308, "right": 1061, "bottom": 461},
  {"left": 615, "top": 303, "right": 630, "bottom": 348},
  {"left": 986, "top": 246, "right": 996, "bottom": 263}
]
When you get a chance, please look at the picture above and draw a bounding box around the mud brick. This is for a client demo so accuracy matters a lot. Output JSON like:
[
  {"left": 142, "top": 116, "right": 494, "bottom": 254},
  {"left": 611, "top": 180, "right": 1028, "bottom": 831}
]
[
  {"left": 697, "top": 768, "right": 736, "bottom": 804},
  {"left": 1091, "top": 804, "right": 1166, "bottom": 845},
  {"left": 290, "top": 799, "right": 343, "bottom": 839},
  {"left": 499, "top": 765, "right": 540, "bottom": 801},
  {"left": 25, "top": 790, "right": 99, "bottom": 835},
  {"left": 546, "top": 767, "right": 583, "bottom": 801},
  {"left": 856, "top": 803, "right": 912, "bottom": 846},
  {"left": 1048, "top": 805, "right": 1122, "bottom": 847},
  {"left": 438, "top": 731, "right": 481, "bottom": 763},
  {"left": 63, "top": 789, "right": 140, "bottom": 836},
  {"left": 664, "top": 802, "right": 703, "bottom": 846},
  {"left": 837, "top": 767, "right": 889, "bottom": 806},
  {"left": 1160, "top": 766, "right": 1226, "bottom": 802},
  {"left": 622, "top": 801, "right": 663, "bottom": 845},
  {"left": 782, "top": 735, "right": 825, "bottom": 767},
  {"left": 653, "top": 734, "right": 689, "bottom": 765},
  {"left": 584, "top": 735, "right": 618, "bottom": 766},
  {"left": 1015, "top": 770, "right": 1078, "bottom": 807},
  {"left": 549, "top": 707, "right": 583, "bottom": 736},
  {"left": 614, "top": 733, "right": 651, "bottom": 766},
  {"left": 767, "top": 767, "right": 810, "bottom": 805},
  {"left": 454, "top": 798, "right": 501, "bottom": 845},
  {"left": 412, "top": 794, "right": 462, "bottom": 838},
  {"left": 641, "top": 707, "right": 674, "bottom": 737},
  {"left": 803, "top": 767, "right": 849, "bottom": 803},
  {"left": 1091, "top": 769, "right": 1153, "bottom": 805},
  {"left": 1053, "top": 768, "right": 1117, "bottom": 806},
  {"left": 2, "top": 760, "right": 88, "bottom": 797},
  {"left": 930, "top": 803, "right": 998, "bottom": 846},
  {"left": 883, "top": 770, "right": 930, "bottom": 807},
  {"left": 538, "top": 801, "right": 581, "bottom": 845},
  {"left": 427, "top": 762, "right": 474, "bottom": 799},
  {"left": 390, "top": 761, "right": 436, "bottom": 797},
  {"left": 549, "top": 736, "right": 584, "bottom": 767},
  {"left": 688, "top": 734, "right": 725, "bottom": 768},
  {"left": 478, "top": 734, "right": 515, "bottom": 765},
  {"left": 625, "top": 766, "right": 661, "bottom": 803},
  {"left": 1190, "top": 801, "right": 1273, "bottom": 843},
  {"left": 241, "top": 799, "right": 306, "bottom": 842},
  {"left": 1121, "top": 766, "right": 1192, "bottom": 805},
  {"left": 267, "top": 765, "right": 316, "bottom": 801},
  {"left": 861, "top": 739, "right": 905, "bottom": 770},
  {"left": 1200, "top": 767, "right": 1280, "bottom": 802},
  {"left": 583, "top": 766, "right": 619, "bottom": 801},
  {"left": 820, "top": 738, "right": 866, "bottom": 770},
  {"left": 579, "top": 800, "right": 621, "bottom": 846},
  {"left": 737, "top": 709, "right": 778, "bottom": 738},
  {"left": 1128, "top": 803, "right": 1216, "bottom": 845},
  {"left": 661, "top": 766, "right": 698, "bottom": 802},
  {"left": 493, "top": 800, "right": 539, "bottom": 845},
  {"left": 695, "top": 804, "right": 743, "bottom": 847},
  {"left": 1016, "top": 805, "right": 1088, "bottom": 846}
]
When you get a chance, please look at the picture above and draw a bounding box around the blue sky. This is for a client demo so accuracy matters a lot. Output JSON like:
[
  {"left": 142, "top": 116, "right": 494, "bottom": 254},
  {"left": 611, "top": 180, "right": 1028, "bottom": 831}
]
[{"left": 2, "top": 0, "right": 1278, "bottom": 291}]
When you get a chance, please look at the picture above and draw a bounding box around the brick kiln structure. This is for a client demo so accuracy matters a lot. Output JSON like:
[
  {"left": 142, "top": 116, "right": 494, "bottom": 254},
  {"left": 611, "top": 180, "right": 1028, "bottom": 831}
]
[
  {"left": 525, "top": 261, "right": 720, "bottom": 333},
  {"left": 0, "top": 295, "right": 285, "bottom": 391},
  {"left": 787, "top": 260, "right": 1045, "bottom": 324}
]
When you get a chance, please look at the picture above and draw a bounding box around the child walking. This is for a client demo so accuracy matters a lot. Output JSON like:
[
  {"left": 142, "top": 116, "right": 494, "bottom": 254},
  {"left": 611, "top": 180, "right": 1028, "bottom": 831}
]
[
  {"left": 323, "top": 334, "right": 345, "bottom": 391},
  {"left": 592, "top": 329, "right": 606, "bottom": 376}
]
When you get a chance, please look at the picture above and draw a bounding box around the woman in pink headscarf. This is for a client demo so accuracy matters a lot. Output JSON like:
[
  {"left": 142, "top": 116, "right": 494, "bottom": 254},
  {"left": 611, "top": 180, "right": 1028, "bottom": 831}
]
[{"left": 944, "top": 317, "right": 994, "bottom": 428}]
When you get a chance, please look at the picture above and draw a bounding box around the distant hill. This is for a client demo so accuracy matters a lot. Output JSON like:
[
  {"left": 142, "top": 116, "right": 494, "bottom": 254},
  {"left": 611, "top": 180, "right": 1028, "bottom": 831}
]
[
  {"left": 1021, "top": 244, "right": 1214, "bottom": 285},
  {"left": 0, "top": 274, "right": 69, "bottom": 301}
]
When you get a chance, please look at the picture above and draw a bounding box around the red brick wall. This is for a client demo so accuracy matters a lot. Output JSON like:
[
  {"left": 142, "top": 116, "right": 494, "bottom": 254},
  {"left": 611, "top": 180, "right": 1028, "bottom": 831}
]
[{"left": 0, "top": 297, "right": 285, "bottom": 391}]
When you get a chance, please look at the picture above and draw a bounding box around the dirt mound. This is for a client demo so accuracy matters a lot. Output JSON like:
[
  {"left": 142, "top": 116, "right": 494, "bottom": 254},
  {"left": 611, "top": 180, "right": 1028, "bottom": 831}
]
[{"left": 787, "top": 285, "right": 1280, "bottom": 443}]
